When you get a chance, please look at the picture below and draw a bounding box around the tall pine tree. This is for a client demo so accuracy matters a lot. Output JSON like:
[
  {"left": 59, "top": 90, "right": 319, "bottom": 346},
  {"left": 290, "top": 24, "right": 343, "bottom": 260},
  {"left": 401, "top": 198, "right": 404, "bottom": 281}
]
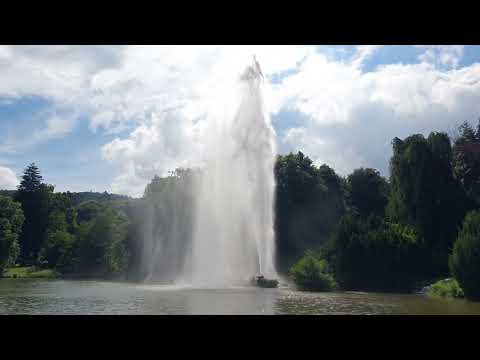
[
  {"left": 17, "top": 163, "right": 42, "bottom": 193},
  {"left": 15, "top": 163, "right": 52, "bottom": 264}
]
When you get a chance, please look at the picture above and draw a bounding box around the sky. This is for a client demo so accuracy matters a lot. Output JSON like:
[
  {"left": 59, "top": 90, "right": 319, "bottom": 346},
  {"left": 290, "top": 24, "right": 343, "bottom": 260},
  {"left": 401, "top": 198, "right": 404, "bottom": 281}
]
[{"left": 1, "top": 45, "right": 480, "bottom": 197}]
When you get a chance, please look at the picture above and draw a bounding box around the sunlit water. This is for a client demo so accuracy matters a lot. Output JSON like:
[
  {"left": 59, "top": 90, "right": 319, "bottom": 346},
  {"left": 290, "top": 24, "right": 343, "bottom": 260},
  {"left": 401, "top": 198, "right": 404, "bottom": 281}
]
[{"left": 2, "top": 279, "right": 480, "bottom": 315}]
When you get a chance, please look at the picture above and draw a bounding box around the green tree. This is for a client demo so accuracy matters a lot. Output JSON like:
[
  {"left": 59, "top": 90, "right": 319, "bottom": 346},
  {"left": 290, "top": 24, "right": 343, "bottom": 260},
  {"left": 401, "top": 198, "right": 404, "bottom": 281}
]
[
  {"left": 47, "top": 211, "right": 68, "bottom": 235},
  {"left": 17, "top": 163, "right": 43, "bottom": 193},
  {"left": 452, "top": 119, "right": 480, "bottom": 206},
  {"left": 140, "top": 168, "right": 197, "bottom": 281},
  {"left": 38, "top": 231, "right": 76, "bottom": 271},
  {"left": 48, "top": 192, "right": 76, "bottom": 231},
  {"left": 15, "top": 164, "right": 53, "bottom": 264},
  {"left": 274, "top": 152, "right": 345, "bottom": 271},
  {"left": 76, "top": 207, "right": 129, "bottom": 276},
  {"left": 387, "top": 133, "right": 468, "bottom": 276},
  {"left": 289, "top": 251, "right": 337, "bottom": 291},
  {"left": 330, "top": 214, "right": 420, "bottom": 291},
  {"left": 76, "top": 200, "right": 102, "bottom": 224},
  {"left": 0, "top": 195, "right": 25, "bottom": 273},
  {"left": 450, "top": 210, "right": 480, "bottom": 300},
  {"left": 347, "top": 168, "right": 389, "bottom": 218},
  {"left": 37, "top": 207, "right": 78, "bottom": 271}
]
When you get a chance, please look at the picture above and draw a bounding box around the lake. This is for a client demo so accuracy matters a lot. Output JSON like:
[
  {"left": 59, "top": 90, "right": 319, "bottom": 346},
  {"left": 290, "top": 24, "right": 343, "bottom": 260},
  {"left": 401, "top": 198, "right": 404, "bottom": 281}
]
[{"left": 1, "top": 279, "right": 480, "bottom": 315}]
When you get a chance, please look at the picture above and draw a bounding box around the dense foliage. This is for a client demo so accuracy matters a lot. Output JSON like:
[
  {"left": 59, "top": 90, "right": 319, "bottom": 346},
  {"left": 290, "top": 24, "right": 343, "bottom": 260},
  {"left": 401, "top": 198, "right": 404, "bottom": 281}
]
[
  {"left": 346, "top": 168, "right": 389, "bottom": 218},
  {"left": 325, "top": 215, "right": 420, "bottom": 291},
  {"left": 289, "top": 251, "right": 337, "bottom": 291},
  {"left": 275, "top": 152, "right": 345, "bottom": 271},
  {"left": 64, "top": 191, "right": 131, "bottom": 206},
  {"left": 75, "top": 207, "right": 130, "bottom": 277},
  {"left": 427, "top": 278, "right": 464, "bottom": 298},
  {"left": 0, "top": 163, "right": 134, "bottom": 279},
  {"left": 387, "top": 132, "right": 469, "bottom": 276},
  {"left": 14, "top": 164, "right": 52, "bottom": 264},
  {"left": 0, "top": 195, "right": 24, "bottom": 273},
  {"left": 449, "top": 210, "right": 480, "bottom": 300},
  {"left": 453, "top": 120, "right": 480, "bottom": 206},
  {"left": 289, "top": 121, "right": 480, "bottom": 298}
]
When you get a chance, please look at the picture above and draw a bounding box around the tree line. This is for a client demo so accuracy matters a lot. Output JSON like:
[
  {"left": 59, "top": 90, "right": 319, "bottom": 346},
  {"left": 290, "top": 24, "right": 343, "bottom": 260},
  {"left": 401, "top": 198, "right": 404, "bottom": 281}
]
[
  {"left": 0, "top": 166, "right": 134, "bottom": 279},
  {"left": 288, "top": 120, "right": 480, "bottom": 300},
  {"left": 1, "top": 120, "right": 480, "bottom": 299}
]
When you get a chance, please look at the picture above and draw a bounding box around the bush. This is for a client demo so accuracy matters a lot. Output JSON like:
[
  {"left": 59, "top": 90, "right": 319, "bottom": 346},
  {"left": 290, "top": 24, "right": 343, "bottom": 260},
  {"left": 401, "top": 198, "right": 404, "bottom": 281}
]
[
  {"left": 331, "top": 215, "right": 421, "bottom": 292},
  {"left": 289, "top": 252, "right": 337, "bottom": 291},
  {"left": 428, "top": 278, "right": 464, "bottom": 298},
  {"left": 450, "top": 210, "right": 480, "bottom": 300}
]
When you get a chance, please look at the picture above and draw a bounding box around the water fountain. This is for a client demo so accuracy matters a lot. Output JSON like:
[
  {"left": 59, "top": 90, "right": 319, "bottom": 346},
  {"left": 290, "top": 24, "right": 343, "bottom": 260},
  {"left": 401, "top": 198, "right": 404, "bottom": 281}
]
[
  {"left": 144, "top": 57, "right": 278, "bottom": 288},
  {"left": 187, "top": 56, "right": 277, "bottom": 287}
]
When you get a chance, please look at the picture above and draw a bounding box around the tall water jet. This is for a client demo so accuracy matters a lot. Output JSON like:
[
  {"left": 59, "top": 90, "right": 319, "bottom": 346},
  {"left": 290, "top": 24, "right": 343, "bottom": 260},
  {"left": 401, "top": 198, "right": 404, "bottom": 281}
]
[{"left": 186, "top": 57, "right": 278, "bottom": 286}]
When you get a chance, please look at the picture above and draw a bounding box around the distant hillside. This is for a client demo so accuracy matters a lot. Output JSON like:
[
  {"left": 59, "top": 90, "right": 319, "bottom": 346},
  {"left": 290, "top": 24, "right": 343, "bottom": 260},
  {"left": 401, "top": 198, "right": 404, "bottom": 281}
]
[
  {"left": 63, "top": 191, "right": 132, "bottom": 205},
  {"left": 0, "top": 189, "right": 131, "bottom": 204},
  {"left": 0, "top": 190, "right": 16, "bottom": 197}
]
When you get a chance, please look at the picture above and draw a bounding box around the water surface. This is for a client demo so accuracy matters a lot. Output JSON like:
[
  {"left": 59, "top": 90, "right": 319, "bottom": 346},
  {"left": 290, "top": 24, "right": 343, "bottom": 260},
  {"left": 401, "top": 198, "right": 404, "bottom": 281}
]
[{"left": 1, "top": 279, "right": 480, "bottom": 315}]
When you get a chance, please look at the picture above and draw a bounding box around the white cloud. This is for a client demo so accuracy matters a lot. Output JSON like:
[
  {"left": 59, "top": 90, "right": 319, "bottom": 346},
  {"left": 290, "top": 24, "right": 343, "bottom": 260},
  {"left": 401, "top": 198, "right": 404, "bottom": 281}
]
[
  {"left": 0, "top": 115, "right": 77, "bottom": 154},
  {"left": 275, "top": 57, "right": 480, "bottom": 176},
  {"left": 0, "top": 166, "right": 19, "bottom": 190},
  {"left": 1, "top": 45, "right": 480, "bottom": 194},
  {"left": 351, "top": 45, "right": 383, "bottom": 69},
  {"left": 283, "top": 127, "right": 367, "bottom": 175},
  {"left": 101, "top": 109, "right": 208, "bottom": 196},
  {"left": 417, "top": 45, "right": 465, "bottom": 69}
]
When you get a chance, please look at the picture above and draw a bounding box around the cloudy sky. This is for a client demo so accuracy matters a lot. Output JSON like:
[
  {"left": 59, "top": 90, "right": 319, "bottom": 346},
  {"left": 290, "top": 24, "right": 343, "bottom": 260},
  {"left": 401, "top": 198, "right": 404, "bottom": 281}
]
[{"left": 1, "top": 45, "right": 480, "bottom": 197}]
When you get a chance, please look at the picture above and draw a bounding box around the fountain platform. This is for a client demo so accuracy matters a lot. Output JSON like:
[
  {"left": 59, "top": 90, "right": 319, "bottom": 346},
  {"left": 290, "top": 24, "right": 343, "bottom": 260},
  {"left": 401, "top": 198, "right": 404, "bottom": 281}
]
[{"left": 251, "top": 275, "right": 279, "bottom": 288}]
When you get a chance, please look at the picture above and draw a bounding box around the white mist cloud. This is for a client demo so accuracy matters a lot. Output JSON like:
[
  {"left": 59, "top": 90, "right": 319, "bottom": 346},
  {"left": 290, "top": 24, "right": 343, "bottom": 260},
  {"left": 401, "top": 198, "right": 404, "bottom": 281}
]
[{"left": 0, "top": 166, "right": 19, "bottom": 190}]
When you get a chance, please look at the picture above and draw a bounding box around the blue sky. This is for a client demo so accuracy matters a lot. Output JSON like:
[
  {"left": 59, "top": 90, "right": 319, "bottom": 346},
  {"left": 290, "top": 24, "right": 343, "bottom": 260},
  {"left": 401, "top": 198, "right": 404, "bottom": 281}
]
[{"left": 1, "top": 45, "right": 480, "bottom": 196}]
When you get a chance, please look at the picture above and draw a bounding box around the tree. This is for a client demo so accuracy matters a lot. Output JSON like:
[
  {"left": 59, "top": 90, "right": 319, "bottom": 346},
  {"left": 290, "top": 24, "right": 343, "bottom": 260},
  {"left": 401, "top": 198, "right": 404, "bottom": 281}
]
[
  {"left": 15, "top": 164, "right": 53, "bottom": 264},
  {"left": 38, "top": 231, "right": 76, "bottom": 271},
  {"left": 450, "top": 210, "right": 480, "bottom": 300},
  {"left": 387, "top": 133, "right": 468, "bottom": 276},
  {"left": 76, "top": 207, "right": 129, "bottom": 276},
  {"left": 76, "top": 200, "right": 102, "bottom": 224},
  {"left": 289, "top": 251, "right": 336, "bottom": 291},
  {"left": 347, "top": 168, "right": 389, "bottom": 218},
  {"left": 17, "top": 163, "right": 43, "bottom": 193},
  {"left": 48, "top": 192, "right": 77, "bottom": 233},
  {"left": 329, "top": 214, "right": 420, "bottom": 291},
  {"left": 274, "top": 152, "right": 345, "bottom": 271},
  {"left": 140, "top": 169, "right": 197, "bottom": 281},
  {"left": 452, "top": 119, "right": 480, "bottom": 206},
  {"left": 37, "top": 206, "right": 78, "bottom": 271},
  {"left": 0, "top": 195, "right": 25, "bottom": 273}
]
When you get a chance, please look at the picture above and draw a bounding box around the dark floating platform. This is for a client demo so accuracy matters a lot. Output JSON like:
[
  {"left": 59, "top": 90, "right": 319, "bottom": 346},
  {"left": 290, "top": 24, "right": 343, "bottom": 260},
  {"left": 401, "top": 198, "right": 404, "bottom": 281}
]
[{"left": 251, "top": 275, "right": 279, "bottom": 288}]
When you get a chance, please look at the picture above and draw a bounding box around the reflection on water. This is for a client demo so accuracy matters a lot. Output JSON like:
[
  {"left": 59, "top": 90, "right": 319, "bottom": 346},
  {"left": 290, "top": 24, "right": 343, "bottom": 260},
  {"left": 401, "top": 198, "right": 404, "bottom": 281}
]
[{"left": 1, "top": 279, "right": 480, "bottom": 315}]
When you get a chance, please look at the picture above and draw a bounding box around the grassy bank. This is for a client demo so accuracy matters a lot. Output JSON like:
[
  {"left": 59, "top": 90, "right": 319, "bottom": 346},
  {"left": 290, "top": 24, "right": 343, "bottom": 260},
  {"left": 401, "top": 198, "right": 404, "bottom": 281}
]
[
  {"left": 2, "top": 266, "right": 60, "bottom": 279},
  {"left": 427, "top": 278, "right": 464, "bottom": 298}
]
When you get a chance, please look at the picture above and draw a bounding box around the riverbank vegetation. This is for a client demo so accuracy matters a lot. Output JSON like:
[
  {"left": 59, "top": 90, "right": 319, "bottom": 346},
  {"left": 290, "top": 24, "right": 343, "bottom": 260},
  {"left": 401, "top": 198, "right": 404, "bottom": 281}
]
[
  {"left": 3, "top": 266, "right": 59, "bottom": 279},
  {"left": 449, "top": 210, "right": 480, "bottom": 300},
  {"left": 2, "top": 120, "right": 480, "bottom": 300},
  {"left": 427, "top": 278, "right": 464, "bottom": 298},
  {"left": 289, "top": 251, "right": 337, "bottom": 291}
]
